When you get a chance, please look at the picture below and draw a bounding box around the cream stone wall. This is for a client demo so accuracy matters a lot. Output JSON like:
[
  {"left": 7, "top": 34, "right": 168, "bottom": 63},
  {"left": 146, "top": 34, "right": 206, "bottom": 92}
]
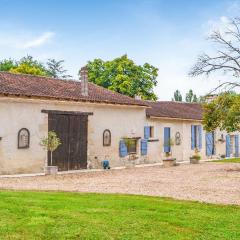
[
  {"left": 0, "top": 96, "right": 238, "bottom": 175},
  {"left": 0, "top": 97, "right": 147, "bottom": 174},
  {"left": 145, "top": 117, "right": 230, "bottom": 163}
]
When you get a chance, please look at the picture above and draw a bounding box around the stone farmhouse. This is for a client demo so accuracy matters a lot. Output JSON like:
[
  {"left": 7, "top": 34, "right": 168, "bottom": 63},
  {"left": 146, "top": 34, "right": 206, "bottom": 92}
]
[{"left": 0, "top": 71, "right": 238, "bottom": 174}]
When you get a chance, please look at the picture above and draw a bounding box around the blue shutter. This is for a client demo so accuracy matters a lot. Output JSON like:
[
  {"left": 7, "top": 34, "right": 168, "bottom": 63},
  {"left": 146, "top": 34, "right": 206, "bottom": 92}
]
[
  {"left": 198, "top": 125, "right": 202, "bottom": 149},
  {"left": 119, "top": 140, "right": 128, "bottom": 157},
  {"left": 206, "top": 132, "right": 213, "bottom": 156},
  {"left": 144, "top": 126, "right": 150, "bottom": 139},
  {"left": 235, "top": 135, "right": 239, "bottom": 157},
  {"left": 191, "top": 125, "right": 195, "bottom": 150},
  {"left": 164, "top": 127, "right": 171, "bottom": 153},
  {"left": 141, "top": 139, "right": 148, "bottom": 155},
  {"left": 226, "top": 135, "right": 231, "bottom": 158}
]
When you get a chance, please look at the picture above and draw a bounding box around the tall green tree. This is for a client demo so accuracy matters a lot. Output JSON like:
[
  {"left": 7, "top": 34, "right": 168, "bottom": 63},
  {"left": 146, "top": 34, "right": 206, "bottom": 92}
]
[
  {"left": 13, "top": 56, "right": 48, "bottom": 75},
  {"left": 0, "top": 59, "right": 17, "bottom": 71},
  {"left": 172, "top": 90, "right": 182, "bottom": 101},
  {"left": 185, "top": 89, "right": 198, "bottom": 103},
  {"left": 46, "top": 59, "right": 72, "bottom": 79},
  {"left": 9, "top": 56, "right": 48, "bottom": 76},
  {"left": 0, "top": 56, "right": 71, "bottom": 78},
  {"left": 203, "top": 93, "right": 240, "bottom": 132},
  {"left": 84, "top": 55, "right": 158, "bottom": 100}
]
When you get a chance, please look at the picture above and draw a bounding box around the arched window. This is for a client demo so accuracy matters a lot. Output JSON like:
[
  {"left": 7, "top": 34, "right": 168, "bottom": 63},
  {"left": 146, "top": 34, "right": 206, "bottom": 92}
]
[
  {"left": 18, "top": 128, "right": 30, "bottom": 149},
  {"left": 103, "top": 129, "right": 111, "bottom": 146}
]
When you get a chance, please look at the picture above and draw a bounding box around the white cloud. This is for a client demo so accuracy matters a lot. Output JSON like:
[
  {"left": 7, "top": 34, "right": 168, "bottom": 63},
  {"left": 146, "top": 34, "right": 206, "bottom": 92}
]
[
  {"left": 22, "top": 32, "right": 55, "bottom": 49},
  {"left": 205, "top": 16, "right": 231, "bottom": 36},
  {"left": 227, "top": 1, "right": 240, "bottom": 13},
  {"left": 0, "top": 30, "right": 55, "bottom": 50}
]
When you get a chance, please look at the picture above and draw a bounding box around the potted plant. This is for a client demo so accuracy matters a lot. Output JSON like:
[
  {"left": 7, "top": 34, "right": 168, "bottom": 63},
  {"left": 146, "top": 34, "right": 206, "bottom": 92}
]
[
  {"left": 190, "top": 148, "right": 201, "bottom": 164},
  {"left": 220, "top": 154, "right": 226, "bottom": 159},
  {"left": 40, "top": 131, "right": 61, "bottom": 175},
  {"left": 163, "top": 138, "right": 176, "bottom": 167}
]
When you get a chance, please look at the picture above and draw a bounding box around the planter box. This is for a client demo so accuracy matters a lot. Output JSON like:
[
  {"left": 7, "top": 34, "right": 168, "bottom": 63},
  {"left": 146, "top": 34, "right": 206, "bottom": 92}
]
[
  {"left": 163, "top": 158, "right": 176, "bottom": 167},
  {"left": 44, "top": 166, "right": 58, "bottom": 175},
  {"left": 190, "top": 157, "right": 200, "bottom": 164}
]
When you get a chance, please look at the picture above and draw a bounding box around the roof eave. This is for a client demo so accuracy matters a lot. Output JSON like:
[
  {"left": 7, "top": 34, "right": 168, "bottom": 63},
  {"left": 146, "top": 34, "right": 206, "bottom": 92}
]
[
  {"left": 0, "top": 93, "right": 148, "bottom": 108},
  {"left": 147, "top": 115, "right": 203, "bottom": 122}
]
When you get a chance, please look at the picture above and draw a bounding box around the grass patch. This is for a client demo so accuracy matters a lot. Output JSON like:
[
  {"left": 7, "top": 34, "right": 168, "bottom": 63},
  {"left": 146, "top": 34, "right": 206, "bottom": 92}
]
[
  {"left": 212, "top": 158, "right": 240, "bottom": 163},
  {"left": 0, "top": 191, "right": 239, "bottom": 239}
]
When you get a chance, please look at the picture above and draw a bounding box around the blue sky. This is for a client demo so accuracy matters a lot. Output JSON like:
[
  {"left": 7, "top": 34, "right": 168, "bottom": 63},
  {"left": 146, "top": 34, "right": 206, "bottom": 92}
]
[{"left": 0, "top": 0, "right": 239, "bottom": 99}]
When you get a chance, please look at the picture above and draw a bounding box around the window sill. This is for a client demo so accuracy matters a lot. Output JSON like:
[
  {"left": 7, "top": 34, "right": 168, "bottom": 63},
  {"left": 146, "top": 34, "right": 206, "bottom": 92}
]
[{"left": 147, "top": 139, "right": 159, "bottom": 142}]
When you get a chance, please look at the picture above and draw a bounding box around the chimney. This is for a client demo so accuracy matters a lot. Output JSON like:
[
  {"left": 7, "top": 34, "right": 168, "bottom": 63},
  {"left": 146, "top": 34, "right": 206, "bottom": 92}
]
[{"left": 80, "top": 66, "right": 88, "bottom": 96}]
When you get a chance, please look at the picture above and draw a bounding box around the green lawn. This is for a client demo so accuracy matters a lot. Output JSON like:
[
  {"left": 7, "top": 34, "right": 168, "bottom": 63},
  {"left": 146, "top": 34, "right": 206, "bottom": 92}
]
[
  {"left": 212, "top": 158, "right": 240, "bottom": 163},
  {"left": 0, "top": 191, "right": 239, "bottom": 240}
]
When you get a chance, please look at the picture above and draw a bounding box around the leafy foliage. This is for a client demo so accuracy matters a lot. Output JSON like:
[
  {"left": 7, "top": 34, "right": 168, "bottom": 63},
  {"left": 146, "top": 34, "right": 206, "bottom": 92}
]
[
  {"left": 172, "top": 90, "right": 182, "bottom": 101},
  {"left": 0, "top": 56, "right": 71, "bottom": 78},
  {"left": 172, "top": 89, "right": 200, "bottom": 102},
  {"left": 46, "top": 59, "right": 72, "bottom": 79},
  {"left": 185, "top": 89, "right": 198, "bottom": 103},
  {"left": 40, "top": 131, "right": 61, "bottom": 165},
  {"left": 10, "top": 64, "right": 47, "bottom": 76},
  {"left": 203, "top": 93, "right": 240, "bottom": 132},
  {"left": 9, "top": 56, "right": 48, "bottom": 76},
  {"left": 84, "top": 55, "right": 158, "bottom": 100},
  {"left": 0, "top": 59, "right": 17, "bottom": 71},
  {"left": 41, "top": 131, "right": 61, "bottom": 152}
]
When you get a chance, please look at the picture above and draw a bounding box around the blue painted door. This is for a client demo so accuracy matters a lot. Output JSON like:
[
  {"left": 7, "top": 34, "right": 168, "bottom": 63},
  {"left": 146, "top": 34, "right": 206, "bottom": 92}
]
[
  {"left": 235, "top": 135, "right": 239, "bottom": 157},
  {"left": 119, "top": 140, "right": 128, "bottom": 157},
  {"left": 226, "top": 135, "right": 231, "bottom": 158},
  {"left": 198, "top": 125, "right": 202, "bottom": 150},
  {"left": 141, "top": 139, "right": 148, "bottom": 155},
  {"left": 206, "top": 132, "right": 214, "bottom": 156},
  {"left": 164, "top": 127, "right": 171, "bottom": 152},
  {"left": 191, "top": 125, "right": 195, "bottom": 150}
]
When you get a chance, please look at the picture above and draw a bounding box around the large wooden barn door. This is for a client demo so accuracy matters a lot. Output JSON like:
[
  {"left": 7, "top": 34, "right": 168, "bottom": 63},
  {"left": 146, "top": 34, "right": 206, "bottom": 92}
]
[
  {"left": 48, "top": 114, "right": 69, "bottom": 170},
  {"left": 68, "top": 115, "right": 88, "bottom": 170},
  {"left": 47, "top": 112, "right": 90, "bottom": 171}
]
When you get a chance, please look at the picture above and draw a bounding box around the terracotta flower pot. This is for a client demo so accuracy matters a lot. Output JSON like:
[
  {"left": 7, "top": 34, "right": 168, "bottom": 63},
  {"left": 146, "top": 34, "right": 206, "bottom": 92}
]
[
  {"left": 163, "top": 158, "right": 176, "bottom": 167},
  {"left": 190, "top": 157, "right": 200, "bottom": 164}
]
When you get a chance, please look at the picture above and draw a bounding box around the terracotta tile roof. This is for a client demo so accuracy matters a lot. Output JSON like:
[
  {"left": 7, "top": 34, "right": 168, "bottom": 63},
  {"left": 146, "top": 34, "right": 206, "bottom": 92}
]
[
  {"left": 0, "top": 72, "right": 147, "bottom": 107},
  {"left": 146, "top": 101, "right": 203, "bottom": 120}
]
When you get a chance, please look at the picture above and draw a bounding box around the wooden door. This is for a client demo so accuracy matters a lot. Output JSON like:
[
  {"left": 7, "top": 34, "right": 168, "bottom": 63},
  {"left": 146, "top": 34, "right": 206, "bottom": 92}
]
[
  {"left": 69, "top": 115, "right": 88, "bottom": 170},
  {"left": 48, "top": 113, "right": 88, "bottom": 171},
  {"left": 48, "top": 113, "right": 70, "bottom": 171}
]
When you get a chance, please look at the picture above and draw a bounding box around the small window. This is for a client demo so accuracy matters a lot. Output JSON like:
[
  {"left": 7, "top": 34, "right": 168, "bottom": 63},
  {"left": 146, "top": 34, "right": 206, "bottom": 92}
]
[
  {"left": 18, "top": 128, "right": 30, "bottom": 149},
  {"left": 150, "top": 126, "right": 154, "bottom": 138},
  {"left": 144, "top": 126, "right": 154, "bottom": 139},
  {"left": 103, "top": 129, "right": 111, "bottom": 146},
  {"left": 126, "top": 139, "right": 137, "bottom": 154},
  {"left": 191, "top": 125, "right": 202, "bottom": 150}
]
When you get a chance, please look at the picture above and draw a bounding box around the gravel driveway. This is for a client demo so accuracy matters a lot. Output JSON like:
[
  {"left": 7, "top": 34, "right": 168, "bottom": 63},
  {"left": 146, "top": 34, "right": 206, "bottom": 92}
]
[{"left": 0, "top": 162, "right": 239, "bottom": 205}]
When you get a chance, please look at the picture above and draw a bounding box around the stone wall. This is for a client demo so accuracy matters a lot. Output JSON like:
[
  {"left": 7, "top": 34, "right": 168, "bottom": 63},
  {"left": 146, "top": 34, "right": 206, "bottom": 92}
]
[
  {"left": 145, "top": 117, "right": 229, "bottom": 163},
  {"left": 0, "top": 97, "right": 147, "bottom": 174}
]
